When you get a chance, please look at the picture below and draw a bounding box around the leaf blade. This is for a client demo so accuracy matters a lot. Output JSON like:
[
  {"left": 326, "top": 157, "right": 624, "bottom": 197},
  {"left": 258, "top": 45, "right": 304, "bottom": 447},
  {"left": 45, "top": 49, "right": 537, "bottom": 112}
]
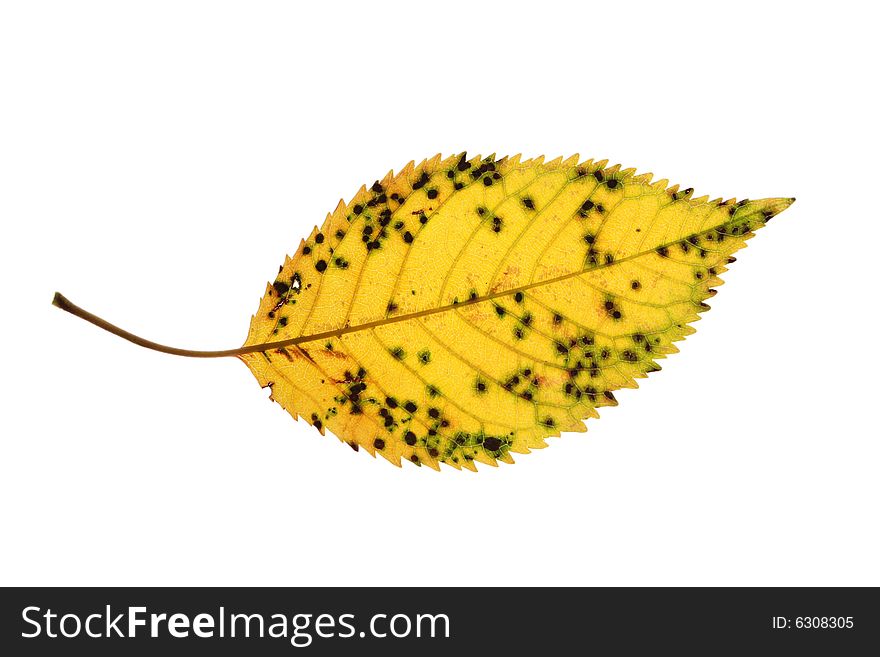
[{"left": 241, "top": 154, "right": 794, "bottom": 469}]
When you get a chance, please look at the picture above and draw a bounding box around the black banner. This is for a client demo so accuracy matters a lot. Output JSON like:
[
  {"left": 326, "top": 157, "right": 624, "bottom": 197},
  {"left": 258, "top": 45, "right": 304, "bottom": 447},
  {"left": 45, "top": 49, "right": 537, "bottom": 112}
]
[
  {"left": 0, "top": 588, "right": 880, "bottom": 655},
  {"left": 1, "top": 587, "right": 876, "bottom": 655}
]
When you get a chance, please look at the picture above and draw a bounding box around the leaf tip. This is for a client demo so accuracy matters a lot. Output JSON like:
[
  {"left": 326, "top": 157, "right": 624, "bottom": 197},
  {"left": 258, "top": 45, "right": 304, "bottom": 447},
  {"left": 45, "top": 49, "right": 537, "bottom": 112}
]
[{"left": 755, "top": 196, "right": 797, "bottom": 223}]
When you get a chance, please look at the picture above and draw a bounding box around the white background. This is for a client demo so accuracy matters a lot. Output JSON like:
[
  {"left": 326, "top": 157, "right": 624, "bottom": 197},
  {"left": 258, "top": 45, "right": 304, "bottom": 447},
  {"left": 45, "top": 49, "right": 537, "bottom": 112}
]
[{"left": 2, "top": 1, "right": 878, "bottom": 586}]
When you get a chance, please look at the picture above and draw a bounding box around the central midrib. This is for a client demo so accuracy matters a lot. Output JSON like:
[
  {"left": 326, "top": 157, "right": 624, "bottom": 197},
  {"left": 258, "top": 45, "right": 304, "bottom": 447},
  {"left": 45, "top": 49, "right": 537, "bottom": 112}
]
[{"left": 238, "top": 210, "right": 756, "bottom": 356}]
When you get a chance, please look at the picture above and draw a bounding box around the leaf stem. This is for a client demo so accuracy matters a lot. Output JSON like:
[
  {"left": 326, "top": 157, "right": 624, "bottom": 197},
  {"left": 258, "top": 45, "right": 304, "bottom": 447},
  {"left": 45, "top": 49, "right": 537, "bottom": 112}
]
[{"left": 52, "top": 292, "right": 257, "bottom": 358}]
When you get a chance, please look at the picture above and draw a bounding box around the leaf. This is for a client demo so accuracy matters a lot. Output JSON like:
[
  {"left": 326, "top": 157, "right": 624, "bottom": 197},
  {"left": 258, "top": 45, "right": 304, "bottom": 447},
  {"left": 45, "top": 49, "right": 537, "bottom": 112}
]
[
  {"left": 54, "top": 153, "right": 795, "bottom": 471},
  {"left": 238, "top": 153, "right": 794, "bottom": 470}
]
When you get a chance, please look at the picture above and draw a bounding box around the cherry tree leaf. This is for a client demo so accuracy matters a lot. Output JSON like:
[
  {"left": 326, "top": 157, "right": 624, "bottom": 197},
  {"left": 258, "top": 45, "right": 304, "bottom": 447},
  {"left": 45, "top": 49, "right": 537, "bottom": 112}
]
[{"left": 55, "top": 153, "right": 795, "bottom": 471}]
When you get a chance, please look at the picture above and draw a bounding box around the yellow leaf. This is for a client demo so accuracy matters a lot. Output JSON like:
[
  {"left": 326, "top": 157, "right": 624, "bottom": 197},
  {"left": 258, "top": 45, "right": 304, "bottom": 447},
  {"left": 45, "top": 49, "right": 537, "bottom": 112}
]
[
  {"left": 54, "top": 153, "right": 795, "bottom": 471},
  {"left": 240, "top": 153, "right": 793, "bottom": 470}
]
